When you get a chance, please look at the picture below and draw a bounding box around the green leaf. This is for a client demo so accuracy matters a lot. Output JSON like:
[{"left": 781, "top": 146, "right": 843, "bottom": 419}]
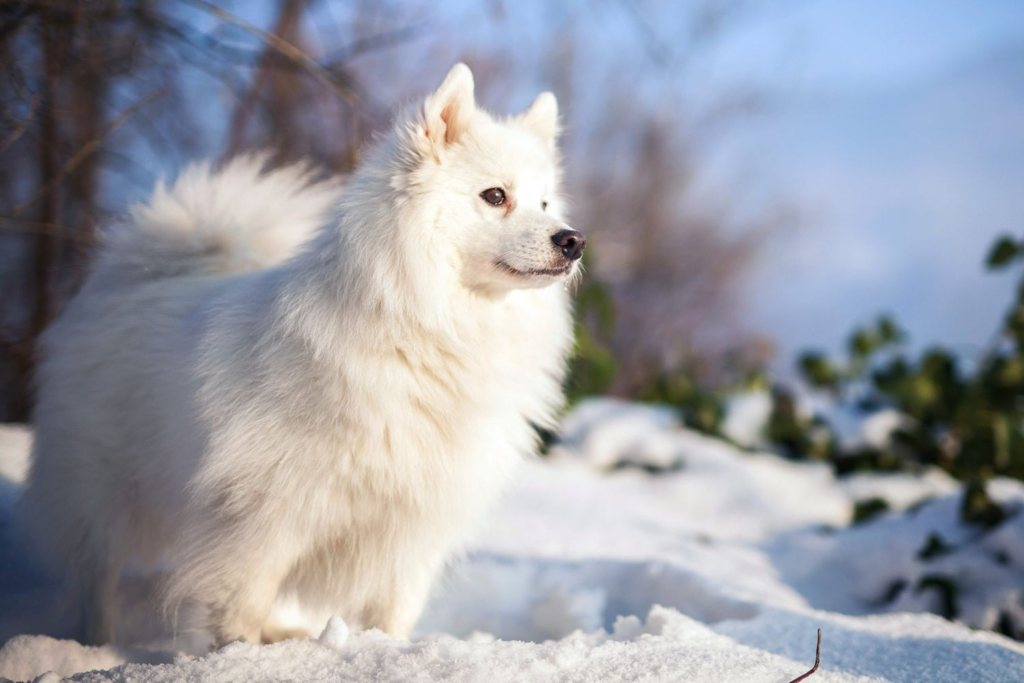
[
  {"left": 798, "top": 352, "right": 840, "bottom": 390},
  {"left": 986, "top": 236, "right": 1020, "bottom": 269},
  {"left": 960, "top": 479, "right": 1006, "bottom": 529},
  {"left": 997, "top": 355, "right": 1024, "bottom": 387},
  {"left": 914, "top": 574, "right": 959, "bottom": 619},
  {"left": 877, "top": 315, "right": 905, "bottom": 345},
  {"left": 848, "top": 328, "right": 878, "bottom": 358},
  {"left": 916, "top": 532, "right": 952, "bottom": 561},
  {"left": 852, "top": 497, "right": 889, "bottom": 524}
]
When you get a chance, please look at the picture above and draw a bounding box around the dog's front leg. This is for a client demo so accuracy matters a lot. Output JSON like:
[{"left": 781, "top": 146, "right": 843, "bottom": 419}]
[
  {"left": 166, "top": 514, "right": 303, "bottom": 647},
  {"left": 359, "top": 550, "right": 445, "bottom": 640},
  {"left": 205, "top": 569, "right": 289, "bottom": 646}
]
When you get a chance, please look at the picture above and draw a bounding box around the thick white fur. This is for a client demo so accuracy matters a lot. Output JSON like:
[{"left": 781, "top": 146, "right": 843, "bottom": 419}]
[{"left": 20, "top": 64, "right": 577, "bottom": 646}]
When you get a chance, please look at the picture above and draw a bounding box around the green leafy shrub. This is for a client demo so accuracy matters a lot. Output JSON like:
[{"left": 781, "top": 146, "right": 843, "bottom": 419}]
[
  {"left": 565, "top": 252, "right": 748, "bottom": 436},
  {"left": 566, "top": 254, "right": 618, "bottom": 402},
  {"left": 788, "top": 234, "right": 1024, "bottom": 481},
  {"left": 566, "top": 235, "right": 1024, "bottom": 483},
  {"left": 852, "top": 497, "right": 890, "bottom": 524},
  {"left": 635, "top": 371, "right": 726, "bottom": 435}
]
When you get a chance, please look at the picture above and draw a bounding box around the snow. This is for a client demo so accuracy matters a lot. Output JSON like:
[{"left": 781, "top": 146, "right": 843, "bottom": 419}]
[
  {"left": 1, "top": 403, "right": 1023, "bottom": 682},
  {"left": 837, "top": 469, "right": 959, "bottom": 512},
  {"left": 0, "top": 424, "right": 30, "bottom": 485},
  {"left": 318, "top": 616, "right": 350, "bottom": 650},
  {"left": 721, "top": 389, "right": 918, "bottom": 456},
  {"left": 721, "top": 391, "right": 774, "bottom": 449}
]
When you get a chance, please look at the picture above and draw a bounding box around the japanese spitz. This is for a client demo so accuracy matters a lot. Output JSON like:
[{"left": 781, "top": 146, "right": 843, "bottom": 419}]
[{"left": 21, "top": 63, "right": 582, "bottom": 646}]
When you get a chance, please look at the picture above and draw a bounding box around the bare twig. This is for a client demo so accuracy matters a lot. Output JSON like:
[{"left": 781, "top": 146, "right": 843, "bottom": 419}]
[
  {"left": 787, "top": 629, "right": 822, "bottom": 683},
  {"left": 0, "top": 217, "right": 96, "bottom": 244},
  {"left": 185, "top": 0, "right": 360, "bottom": 109},
  {"left": 616, "top": 0, "right": 672, "bottom": 65},
  {"left": 140, "top": 11, "right": 268, "bottom": 65},
  {"left": 0, "top": 92, "right": 41, "bottom": 153},
  {"left": 0, "top": 2, "right": 38, "bottom": 41},
  {"left": 224, "top": 0, "right": 303, "bottom": 158},
  {"left": 10, "top": 89, "right": 165, "bottom": 218},
  {"left": 322, "top": 22, "right": 427, "bottom": 67}
]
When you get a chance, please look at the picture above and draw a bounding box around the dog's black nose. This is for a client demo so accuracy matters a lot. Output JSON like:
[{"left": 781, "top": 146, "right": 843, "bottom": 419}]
[{"left": 551, "top": 229, "right": 586, "bottom": 261}]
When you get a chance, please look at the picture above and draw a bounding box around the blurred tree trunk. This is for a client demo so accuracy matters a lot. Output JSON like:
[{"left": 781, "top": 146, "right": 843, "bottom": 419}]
[
  {"left": 225, "top": 0, "right": 306, "bottom": 159},
  {"left": 69, "top": 5, "right": 105, "bottom": 260},
  {"left": 0, "top": 0, "right": 405, "bottom": 420},
  {"left": 15, "top": 4, "right": 64, "bottom": 422}
]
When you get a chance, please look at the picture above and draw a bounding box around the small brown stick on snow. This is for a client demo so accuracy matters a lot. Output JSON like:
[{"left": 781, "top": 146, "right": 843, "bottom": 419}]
[{"left": 787, "top": 629, "right": 822, "bottom": 683}]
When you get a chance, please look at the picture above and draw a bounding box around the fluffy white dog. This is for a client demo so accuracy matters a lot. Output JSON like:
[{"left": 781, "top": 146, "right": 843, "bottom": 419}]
[{"left": 20, "top": 63, "right": 583, "bottom": 646}]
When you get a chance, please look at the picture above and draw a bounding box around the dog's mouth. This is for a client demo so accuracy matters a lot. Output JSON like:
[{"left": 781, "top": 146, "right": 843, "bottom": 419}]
[{"left": 495, "top": 261, "right": 573, "bottom": 278}]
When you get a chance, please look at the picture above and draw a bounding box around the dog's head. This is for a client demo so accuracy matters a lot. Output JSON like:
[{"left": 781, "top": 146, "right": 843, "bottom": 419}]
[{"left": 396, "top": 64, "right": 583, "bottom": 293}]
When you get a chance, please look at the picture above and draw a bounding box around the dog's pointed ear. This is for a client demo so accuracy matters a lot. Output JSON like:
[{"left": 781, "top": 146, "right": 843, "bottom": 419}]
[
  {"left": 519, "top": 92, "right": 559, "bottom": 148},
  {"left": 423, "top": 63, "right": 475, "bottom": 151}
]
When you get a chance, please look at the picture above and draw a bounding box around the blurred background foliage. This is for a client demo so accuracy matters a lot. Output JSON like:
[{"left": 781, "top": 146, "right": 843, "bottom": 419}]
[
  {"left": 783, "top": 232, "right": 1024, "bottom": 484},
  {"left": 0, "top": 0, "right": 777, "bottom": 422},
  {"left": 577, "top": 234, "right": 1024, "bottom": 486},
  {"left": 1, "top": 0, "right": 1023, "bottom": 489}
]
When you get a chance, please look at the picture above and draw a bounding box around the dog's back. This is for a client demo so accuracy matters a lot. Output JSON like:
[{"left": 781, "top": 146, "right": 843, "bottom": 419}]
[{"left": 20, "top": 156, "right": 342, "bottom": 644}]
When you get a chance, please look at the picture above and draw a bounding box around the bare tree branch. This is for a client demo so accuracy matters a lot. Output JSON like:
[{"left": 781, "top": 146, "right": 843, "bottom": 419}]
[
  {"left": 224, "top": 0, "right": 304, "bottom": 159},
  {"left": 185, "top": 0, "right": 361, "bottom": 109},
  {"left": 10, "top": 88, "right": 165, "bottom": 218},
  {"left": 0, "top": 217, "right": 96, "bottom": 244},
  {"left": 322, "top": 22, "right": 427, "bottom": 67},
  {"left": 0, "top": 2, "right": 38, "bottom": 41},
  {"left": 0, "top": 91, "right": 40, "bottom": 153},
  {"left": 616, "top": 0, "right": 672, "bottom": 65}
]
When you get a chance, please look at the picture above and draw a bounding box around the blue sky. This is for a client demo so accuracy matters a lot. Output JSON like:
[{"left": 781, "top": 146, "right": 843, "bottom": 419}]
[
  {"left": 694, "top": 1, "right": 1024, "bottom": 365},
  {"left": 282, "top": 1, "right": 1024, "bottom": 365},
  {"left": 709, "top": 0, "right": 1024, "bottom": 90}
]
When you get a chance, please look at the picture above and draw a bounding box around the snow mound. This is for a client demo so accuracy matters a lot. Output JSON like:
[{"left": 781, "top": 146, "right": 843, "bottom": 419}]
[
  {"left": 1, "top": 399, "right": 1023, "bottom": 681},
  {"left": 24, "top": 607, "right": 853, "bottom": 683},
  {"left": 319, "top": 616, "right": 350, "bottom": 650}
]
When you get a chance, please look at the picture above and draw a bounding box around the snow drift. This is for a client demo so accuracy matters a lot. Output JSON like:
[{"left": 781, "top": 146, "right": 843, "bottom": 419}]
[{"left": 1, "top": 400, "right": 1023, "bottom": 681}]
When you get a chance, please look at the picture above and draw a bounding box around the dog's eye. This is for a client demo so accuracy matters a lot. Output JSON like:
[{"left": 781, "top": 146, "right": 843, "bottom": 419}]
[
  {"left": 541, "top": 201, "right": 549, "bottom": 211},
  {"left": 481, "top": 188, "right": 506, "bottom": 206}
]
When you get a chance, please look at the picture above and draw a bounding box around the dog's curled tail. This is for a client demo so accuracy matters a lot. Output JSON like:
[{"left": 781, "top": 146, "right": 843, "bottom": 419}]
[{"left": 95, "top": 154, "right": 341, "bottom": 285}]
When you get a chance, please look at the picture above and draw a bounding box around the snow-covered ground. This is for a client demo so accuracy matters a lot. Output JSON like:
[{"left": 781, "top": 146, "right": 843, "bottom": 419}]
[{"left": 1, "top": 399, "right": 1023, "bottom": 682}]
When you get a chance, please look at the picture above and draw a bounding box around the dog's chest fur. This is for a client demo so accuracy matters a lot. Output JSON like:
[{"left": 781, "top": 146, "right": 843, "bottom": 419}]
[{"left": 194, "top": 278, "right": 571, "bottom": 548}]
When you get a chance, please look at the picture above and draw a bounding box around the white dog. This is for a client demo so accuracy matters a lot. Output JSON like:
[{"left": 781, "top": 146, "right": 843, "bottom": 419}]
[{"left": 20, "top": 63, "right": 582, "bottom": 646}]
